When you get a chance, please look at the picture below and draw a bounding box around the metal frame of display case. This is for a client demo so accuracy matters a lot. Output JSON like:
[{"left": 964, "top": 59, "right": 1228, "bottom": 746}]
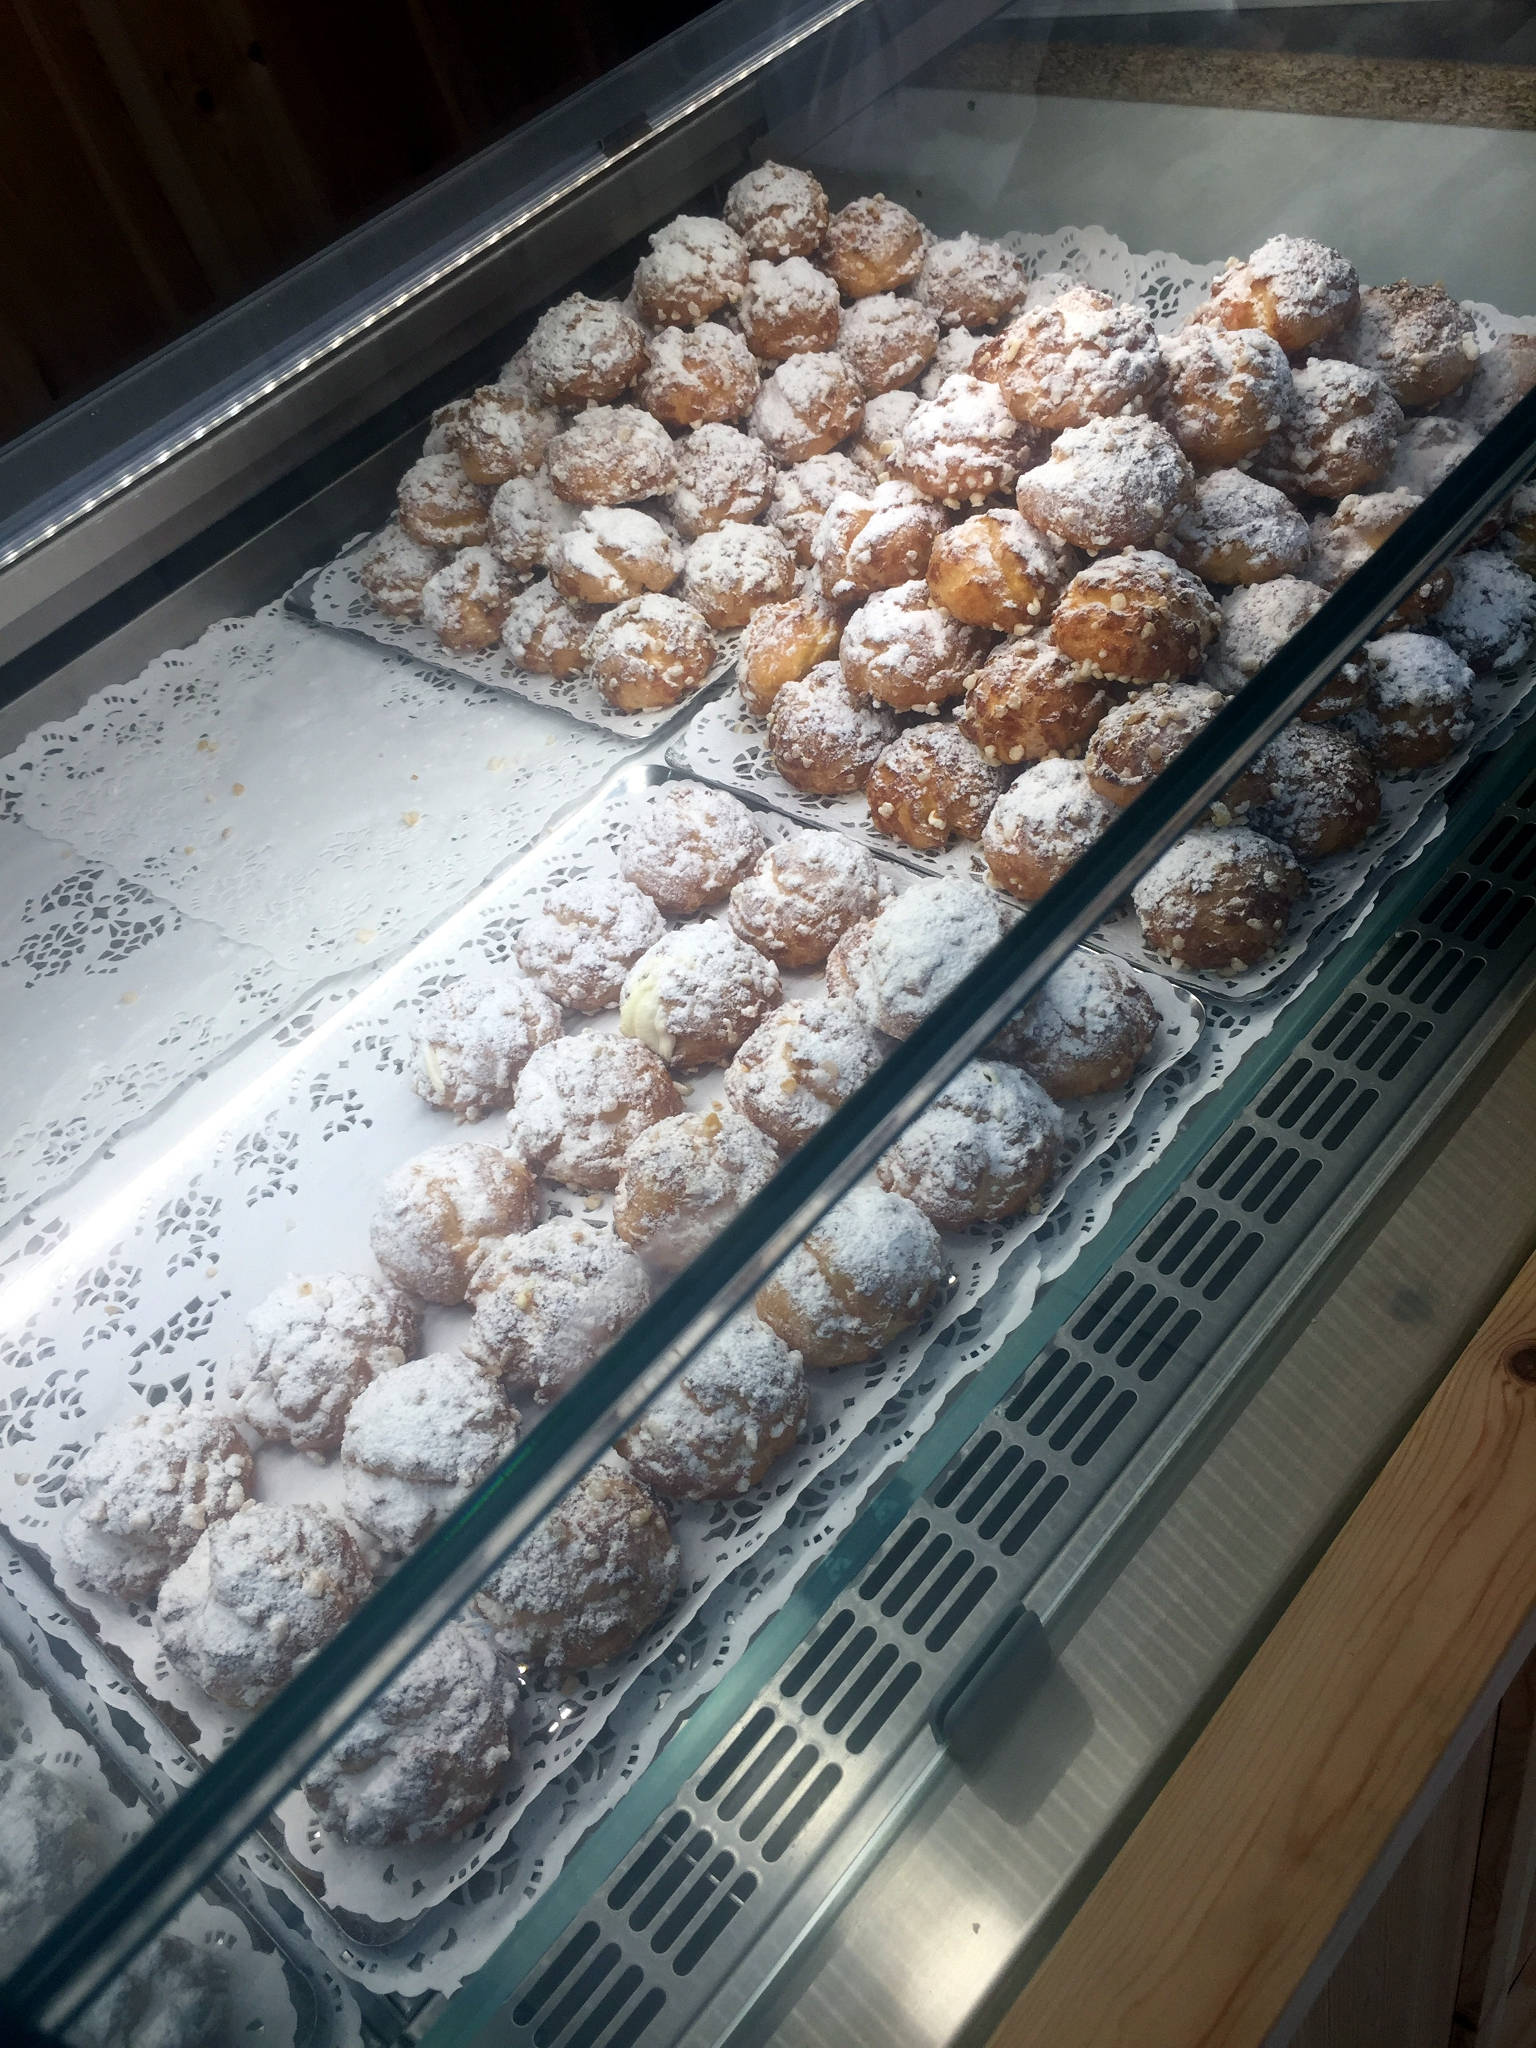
[{"left": 0, "top": 1, "right": 1534, "bottom": 2038}]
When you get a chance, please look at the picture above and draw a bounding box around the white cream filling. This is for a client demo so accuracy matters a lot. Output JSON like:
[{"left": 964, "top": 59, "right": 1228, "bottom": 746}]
[{"left": 619, "top": 965, "right": 677, "bottom": 1064}]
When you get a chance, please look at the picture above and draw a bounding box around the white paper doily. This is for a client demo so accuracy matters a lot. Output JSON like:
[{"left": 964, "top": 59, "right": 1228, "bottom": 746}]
[
  {"left": 0, "top": 813, "right": 311, "bottom": 1238},
  {"left": 0, "top": 599, "right": 634, "bottom": 1238},
  {"left": 3, "top": 603, "right": 634, "bottom": 978},
  {"left": 301, "top": 543, "right": 740, "bottom": 740}
]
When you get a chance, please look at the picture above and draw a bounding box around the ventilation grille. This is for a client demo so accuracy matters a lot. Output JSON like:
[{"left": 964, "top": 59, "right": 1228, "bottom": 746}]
[{"left": 473, "top": 768, "right": 1536, "bottom": 2048}]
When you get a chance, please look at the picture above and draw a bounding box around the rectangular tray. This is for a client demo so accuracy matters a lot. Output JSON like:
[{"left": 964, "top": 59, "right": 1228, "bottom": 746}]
[
  {"left": 0, "top": 760, "right": 1199, "bottom": 1958},
  {"left": 290, "top": 539, "right": 739, "bottom": 741}
]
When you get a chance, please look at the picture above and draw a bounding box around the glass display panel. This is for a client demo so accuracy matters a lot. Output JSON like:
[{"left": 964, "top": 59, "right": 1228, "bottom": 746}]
[{"left": 0, "top": 1, "right": 1533, "bottom": 2041}]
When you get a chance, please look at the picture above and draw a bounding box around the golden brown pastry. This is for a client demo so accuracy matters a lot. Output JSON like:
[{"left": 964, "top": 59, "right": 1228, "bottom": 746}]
[
  {"left": 1170, "top": 469, "right": 1310, "bottom": 586},
  {"left": 457, "top": 388, "right": 561, "bottom": 486},
  {"left": 1016, "top": 415, "right": 1194, "bottom": 553},
  {"left": 619, "top": 922, "right": 782, "bottom": 1070},
  {"left": 725, "top": 998, "right": 885, "bottom": 1150},
  {"left": 359, "top": 524, "right": 446, "bottom": 618},
  {"left": 157, "top": 1503, "right": 371, "bottom": 1711},
  {"left": 739, "top": 591, "right": 845, "bottom": 716},
  {"left": 767, "top": 660, "right": 900, "bottom": 792},
  {"left": 1432, "top": 551, "right": 1535, "bottom": 673},
  {"left": 755, "top": 1185, "right": 945, "bottom": 1367},
  {"left": 1251, "top": 722, "right": 1381, "bottom": 857},
  {"left": 1132, "top": 826, "right": 1306, "bottom": 971},
  {"left": 62, "top": 1410, "right": 254, "bottom": 1604},
  {"left": 1356, "top": 632, "right": 1475, "bottom": 769},
  {"left": 339, "top": 1359, "right": 520, "bottom": 1555},
  {"left": 1205, "top": 234, "right": 1359, "bottom": 353},
  {"left": 619, "top": 1317, "right": 807, "bottom": 1499},
  {"left": 465, "top": 1220, "right": 650, "bottom": 1396},
  {"left": 621, "top": 782, "right": 765, "bottom": 914},
  {"left": 632, "top": 215, "right": 749, "bottom": 326},
  {"left": 1307, "top": 490, "right": 1452, "bottom": 625},
  {"left": 488, "top": 473, "right": 578, "bottom": 577},
  {"left": 474, "top": 1462, "right": 678, "bottom": 1672},
  {"left": 727, "top": 829, "right": 885, "bottom": 969},
  {"left": 514, "top": 877, "right": 666, "bottom": 1012},
  {"left": 502, "top": 580, "right": 599, "bottom": 679},
  {"left": 507, "top": 1035, "right": 682, "bottom": 1191},
  {"left": 926, "top": 509, "right": 1076, "bottom": 630},
  {"left": 986, "top": 286, "right": 1165, "bottom": 429},
  {"left": 1251, "top": 361, "right": 1401, "bottom": 501},
  {"left": 876, "top": 1058, "right": 1064, "bottom": 1231},
  {"left": 765, "top": 451, "right": 867, "bottom": 563},
  {"left": 1052, "top": 550, "right": 1219, "bottom": 685},
  {"left": 546, "top": 405, "right": 679, "bottom": 506},
  {"left": 613, "top": 1108, "right": 779, "bottom": 1270},
  {"left": 751, "top": 352, "right": 864, "bottom": 463},
  {"left": 233, "top": 1273, "right": 419, "bottom": 1454},
  {"left": 916, "top": 234, "right": 1026, "bottom": 330},
  {"left": 839, "top": 578, "right": 992, "bottom": 712},
  {"left": 666, "top": 422, "right": 775, "bottom": 538},
  {"left": 849, "top": 389, "right": 922, "bottom": 478},
  {"left": 546, "top": 508, "right": 682, "bottom": 606},
  {"left": 837, "top": 294, "right": 940, "bottom": 395},
  {"left": 894, "top": 373, "right": 1045, "bottom": 506},
  {"left": 724, "top": 162, "right": 829, "bottom": 260},
  {"left": 991, "top": 950, "right": 1159, "bottom": 1100},
  {"left": 636, "top": 323, "right": 759, "bottom": 427},
  {"left": 1157, "top": 325, "right": 1293, "bottom": 468},
  {"left": 956, "top": 636, "right": 1121, "bottom": 767},
  {"left": 738, "top": 257, "right": 842, "bottom": 360},
  {"left": 587, "top": 594, "right": 716, "bottom": 712},
  {"left": 421, "top": 548, "right": 520, "bottom": 652},
  {"left": 822, "top": 195, "right": 926, "bottom": 298},
  {"left": 525, "top": 293, "right": 647, "bottom": 406},
  {"left": 1205, "top": 578, "right": 1368, "bottom": 722},
  {"left": 826, "top": 876, "right": 1014, "bottom": 1039},
  {"left": 1444, "top": 328, "right": 1536, "bottom": 433},
  {"left": 370, "top": 1143, "right": 539, "bottom": 1305},
  {"left": 813, "top": 481, "right": 947, "bottom": 602},
  {"left": 1084, "top": 683, "right": 1237, "bottom": 809},
  {"left": 980, "top": 758, "right": 1116, "bottom": 902},
  {"left": 1335, "top": 281, "right": 1478, "bottom": 409},
  {"left": 410, "top": 971, "right": 562, "bottom": 1121},
  {"left": 865, "top": 723, "right": 1003, "bottom": 851},
  {"left": 397, "top": 454, "right": 491, "bottom": 549},
  {"left": 682, "top": 524, "right": 797, "bottom": 629}
]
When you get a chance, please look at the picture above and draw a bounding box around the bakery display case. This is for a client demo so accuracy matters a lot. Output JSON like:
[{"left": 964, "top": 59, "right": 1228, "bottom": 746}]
[{"left": 1, "top": 2, "right": 1534, "bottom": 2044}]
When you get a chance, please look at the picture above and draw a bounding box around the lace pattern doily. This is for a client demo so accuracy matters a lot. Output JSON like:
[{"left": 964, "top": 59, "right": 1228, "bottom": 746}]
[
  {"left": 0, "top": 600, "right": 633, "bottom": 1238},
  {"left": 3, "top": 603, "right": 634, "bottom": 977}
]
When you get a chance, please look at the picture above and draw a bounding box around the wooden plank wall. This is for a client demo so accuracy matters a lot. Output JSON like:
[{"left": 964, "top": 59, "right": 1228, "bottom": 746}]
[{"left": 0, "top": 0, "right": 703, "bottom": 444}]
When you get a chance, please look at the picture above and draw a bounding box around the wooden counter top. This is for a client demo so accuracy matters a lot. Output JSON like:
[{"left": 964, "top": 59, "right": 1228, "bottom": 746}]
[{"left": 988, "top": 1244, "right": 1536, "bottom": 2048}]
